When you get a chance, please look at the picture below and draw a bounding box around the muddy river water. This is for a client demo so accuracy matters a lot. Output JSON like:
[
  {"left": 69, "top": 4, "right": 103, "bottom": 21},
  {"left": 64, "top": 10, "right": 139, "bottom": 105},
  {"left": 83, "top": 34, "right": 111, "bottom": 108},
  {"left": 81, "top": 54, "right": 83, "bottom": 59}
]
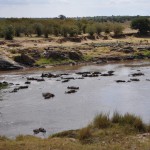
[{"left": 0, "top": 61, "right": 150, "bottom": 138}]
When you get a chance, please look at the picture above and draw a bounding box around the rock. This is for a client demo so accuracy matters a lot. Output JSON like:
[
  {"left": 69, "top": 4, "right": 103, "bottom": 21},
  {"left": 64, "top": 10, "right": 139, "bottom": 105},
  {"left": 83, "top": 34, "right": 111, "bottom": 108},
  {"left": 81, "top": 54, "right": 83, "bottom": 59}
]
[
  {"left": 0, "top": 56, "right": 22, "bottom": 71},
  {"left": 42, "top": 93, "right": 55, "bottom": 99},
  {"left": 14, "top": 54, "right": 35, "bottom": 66},
  {"left": 44, "top": 49, "right": 83, "bottom": 61},
  {"left": 120, "top": 47, "right": 134, "bottom": 53},
  {"left": 68, "top": 51, "right": 83, "bottom": 60},
  {"left": 44, "top": 51, "right": 67, "bottom": 60},
  {"left": 146, "top": 79, "right": 150, "bottom": 81}
]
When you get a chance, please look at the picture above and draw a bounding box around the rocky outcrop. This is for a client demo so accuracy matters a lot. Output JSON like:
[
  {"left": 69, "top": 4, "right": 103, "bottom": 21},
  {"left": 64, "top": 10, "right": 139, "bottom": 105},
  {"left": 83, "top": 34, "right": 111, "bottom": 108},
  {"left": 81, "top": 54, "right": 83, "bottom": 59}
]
[
  {"left": 0, "top": 56, "right": 22, "bottom": 71},
  {"left": 14, "top": 54, "right": 35, "bottom": 66},
  {"left": 44, "top": 50, "right": 83, "bottom": 61}
]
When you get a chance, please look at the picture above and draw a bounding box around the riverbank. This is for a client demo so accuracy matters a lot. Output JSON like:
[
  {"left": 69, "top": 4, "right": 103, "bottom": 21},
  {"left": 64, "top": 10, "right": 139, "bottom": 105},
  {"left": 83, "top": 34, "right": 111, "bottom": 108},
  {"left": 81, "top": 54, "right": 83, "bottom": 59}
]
[
  {"left": 0, "top": 36, "right": 150, "bottom": 71},
  {"left": 0, "top": 113, "right": 150, "bottom": 150}
]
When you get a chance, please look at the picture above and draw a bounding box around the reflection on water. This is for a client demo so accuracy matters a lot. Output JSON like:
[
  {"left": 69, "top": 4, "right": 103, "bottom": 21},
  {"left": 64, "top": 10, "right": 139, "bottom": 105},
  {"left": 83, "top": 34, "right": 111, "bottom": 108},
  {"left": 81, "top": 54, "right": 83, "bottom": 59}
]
[{"left": 0, "top": 61, "right": 150, "bottom": 138}]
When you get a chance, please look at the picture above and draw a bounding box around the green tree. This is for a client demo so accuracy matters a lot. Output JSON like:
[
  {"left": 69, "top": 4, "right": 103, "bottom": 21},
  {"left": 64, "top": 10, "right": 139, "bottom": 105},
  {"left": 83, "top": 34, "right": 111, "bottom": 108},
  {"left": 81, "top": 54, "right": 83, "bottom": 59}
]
[
  {"left": 4, "top": 25, "right": 14, "bottom": 40},
  {"left": 58, "top": 15, "right": 66, "bottom": 20},
  {"left": 131, "top": 17, "right": 150, "bottom": 35}
]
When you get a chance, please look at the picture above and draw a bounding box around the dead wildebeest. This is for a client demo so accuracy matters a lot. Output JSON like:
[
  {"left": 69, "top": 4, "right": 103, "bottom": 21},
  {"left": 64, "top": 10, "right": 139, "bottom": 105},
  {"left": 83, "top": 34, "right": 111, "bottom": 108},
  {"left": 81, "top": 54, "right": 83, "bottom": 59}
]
[
  {"left": 130, "top": 78, "right": 140, "bottom": 82},
  {"left": 25, "top": 81, "right": 31, "bottom": 84},
  {"left": 33, "top": 128, "right": 46, "bottom": 135},
  {"left": 67, "top": 86, "right": 79, "bottom": 90},
  {"left": 116, "top": 80, "right": 126, "bottom": 83},
  {"left": 42, "top": 93, "right": 55, "bottom": 99},
  {"left": 62, "top": 79, "right": 70, "bottom": 83},
  {"left": 65, "top": 90, "right": 77, "bottom": 94},
  {"left": 130, "top": 73, "right": 144, "bottom": 77}
]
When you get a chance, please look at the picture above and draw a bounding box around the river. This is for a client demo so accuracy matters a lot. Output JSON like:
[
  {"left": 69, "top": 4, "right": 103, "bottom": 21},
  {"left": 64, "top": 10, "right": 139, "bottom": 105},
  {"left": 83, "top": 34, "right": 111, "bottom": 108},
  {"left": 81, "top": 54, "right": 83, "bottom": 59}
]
[{"left": 0, "top": 61, "right": 150, "bottom": 138}]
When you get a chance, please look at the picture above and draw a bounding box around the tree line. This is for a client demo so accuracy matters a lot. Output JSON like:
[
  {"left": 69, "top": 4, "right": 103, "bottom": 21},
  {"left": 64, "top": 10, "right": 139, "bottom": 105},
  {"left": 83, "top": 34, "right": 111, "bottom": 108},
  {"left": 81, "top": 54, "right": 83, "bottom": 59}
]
[
  {"left": 0, "top": 16, "right": 149, "bottom": 40},
  {"left": 0, "top": 18, "right": 125, "bottom": 40}
]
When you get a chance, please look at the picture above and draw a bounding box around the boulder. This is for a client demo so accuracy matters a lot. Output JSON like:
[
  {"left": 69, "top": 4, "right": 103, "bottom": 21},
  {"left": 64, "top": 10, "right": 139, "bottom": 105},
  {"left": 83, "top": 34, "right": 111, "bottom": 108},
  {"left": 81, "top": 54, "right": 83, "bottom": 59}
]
[
  {"left": 68, "top": 51, "right": 83, "bottom": 60},
  {"left": 14, "top": 54, "right": 35, "bottom": 66},
  {"left": 0, "top": 56, "right": 22, "bottom": 71}
]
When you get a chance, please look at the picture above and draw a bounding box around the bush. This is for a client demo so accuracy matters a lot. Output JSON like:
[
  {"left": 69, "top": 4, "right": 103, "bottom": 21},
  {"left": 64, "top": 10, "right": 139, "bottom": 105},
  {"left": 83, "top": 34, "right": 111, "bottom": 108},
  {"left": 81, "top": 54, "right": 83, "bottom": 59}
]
[
  {"left": 131, "top": 17, "right": 150, "bottom": 35},
  {"left": 86, "top": 25, "right": 96, "bottom": 36},
  {"left": 93, "top": 113, "right": 110, "bottom": 129},
  {"left": 95, "top": 23, "right": 103, "bottom": 35},
  {"left": 4, "top": 25, "right": 14, "bottom": 40},
  {"left": 113, "top": 24, "right": 124, "bottom": 36}
]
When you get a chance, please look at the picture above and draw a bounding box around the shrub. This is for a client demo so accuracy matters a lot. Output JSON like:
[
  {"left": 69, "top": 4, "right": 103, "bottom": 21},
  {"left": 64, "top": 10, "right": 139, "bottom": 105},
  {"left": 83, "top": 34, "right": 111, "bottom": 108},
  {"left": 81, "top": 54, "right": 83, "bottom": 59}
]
[
  {"left": 131, "top": 17, "right": 150, "bottom": 35},
  {"left": 93, "top": 113, "right": 110, "bottom": 129},
  {"left": 113, "top": 24, "right": 124, "bottom": 36},
  {"left": 95, "top": 23, "right": 103, "bottom": 35},
  {"left": 86, "top": 25, "right": 96, "bottom": 36},
  {"left": 4, "top": 25, "right": 14, "bottom": 40},
  {"left": 69, "top": 26, "right": 79, "bottom": 37}
]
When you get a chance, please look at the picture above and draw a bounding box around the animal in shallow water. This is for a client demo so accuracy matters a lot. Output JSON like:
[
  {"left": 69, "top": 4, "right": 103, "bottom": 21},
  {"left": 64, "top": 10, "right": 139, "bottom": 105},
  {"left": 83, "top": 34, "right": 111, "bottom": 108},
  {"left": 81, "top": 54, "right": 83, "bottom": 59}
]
[
  {"left": 42, "top": 93, "right": 55, "bottom": 99},
  {"left": 65, "top": 90, "right": 77, "bottom": 94},
  {"left": 67, "top": 86, "right": 79, "bottom": 90},
  {"left": 33, "top": 128, "right": 46, "bottom": 135}
]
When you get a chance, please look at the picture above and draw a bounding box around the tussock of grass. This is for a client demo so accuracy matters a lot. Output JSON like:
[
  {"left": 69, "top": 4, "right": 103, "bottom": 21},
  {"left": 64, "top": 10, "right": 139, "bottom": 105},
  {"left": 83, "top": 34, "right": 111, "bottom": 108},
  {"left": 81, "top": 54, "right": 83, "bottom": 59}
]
[
  {"left": 93, "top": 113, "right": 110, "bottom": 129},
  {"left": 78, "top": 126, "right": 92, "bottom": 141},
  {"left": 111, "top": 112, "right": 123, "bottom": 124},
  {"left": 112, "top": 113, "right": 146, "bottom": 132}
]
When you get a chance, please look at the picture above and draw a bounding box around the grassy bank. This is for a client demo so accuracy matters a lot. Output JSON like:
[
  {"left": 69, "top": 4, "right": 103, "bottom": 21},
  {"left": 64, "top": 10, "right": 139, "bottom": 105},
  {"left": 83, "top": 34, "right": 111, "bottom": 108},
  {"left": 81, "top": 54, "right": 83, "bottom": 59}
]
[{"left": 0, "top": 113, "right": 150, "bottom": 150}]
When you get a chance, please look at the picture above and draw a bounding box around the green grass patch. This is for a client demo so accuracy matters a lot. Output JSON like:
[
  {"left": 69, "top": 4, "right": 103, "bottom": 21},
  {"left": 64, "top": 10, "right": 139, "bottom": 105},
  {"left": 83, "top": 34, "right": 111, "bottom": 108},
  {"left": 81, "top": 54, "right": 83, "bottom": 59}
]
[{"left": 36, "top": 58, "right": 75, "bottom": 65}]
